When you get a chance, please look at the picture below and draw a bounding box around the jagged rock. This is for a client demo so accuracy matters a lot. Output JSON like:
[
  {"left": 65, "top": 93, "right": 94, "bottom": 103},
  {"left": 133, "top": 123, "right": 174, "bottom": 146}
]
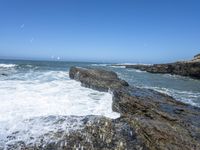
[
  {"left": 125, "top": 62, "right": 200, "bottom": 79},
  {"left": 113, "top": 54, "right": 200, "bottom": 79},
  {"left": 69, "top": 67, "right": 129, "bottom": 92},
  {"left": 6, "top": 116, "right": 147, "bottom": 150},
  {"left": 69, "top": 67, "right": 200, "bottom": 150},
  {"left": 113, "top": 87, "right": 200, "bottom": 150}
]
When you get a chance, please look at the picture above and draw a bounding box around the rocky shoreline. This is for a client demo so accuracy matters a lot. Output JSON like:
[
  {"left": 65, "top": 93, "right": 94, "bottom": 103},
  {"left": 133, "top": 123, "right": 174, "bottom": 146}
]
[
  {"left": 69, "top": 67, "right": 200, "bottom": 150},
  {"left": 112, "top": 54, "right": 200, "bottom": 79},
  {"left": 5, "top": 66, "right": 200, "bottom": 150}
]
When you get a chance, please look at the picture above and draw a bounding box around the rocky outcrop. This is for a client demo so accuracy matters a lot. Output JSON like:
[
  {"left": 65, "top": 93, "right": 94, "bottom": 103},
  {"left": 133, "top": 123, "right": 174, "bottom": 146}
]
[
  {"left": 8, "top": 67, "right": 200, "bottom": 149},
  {"left": 113, "top": 87, "right": 200, "bottom": 150},
  {"left": 126, "top": 62, "right": 200, "bottom": 79},
  {"left": 5, "top": 116, "right": 147, "bottom": 150},
  {"left": 115, "top": 54, "right": 200, "bottom": 79},
  {"left": 69, "top": 67, "right": 129, "bottom": 92},
  {"left": 69, "top": 67, "right": 200, "bottom": 150}
]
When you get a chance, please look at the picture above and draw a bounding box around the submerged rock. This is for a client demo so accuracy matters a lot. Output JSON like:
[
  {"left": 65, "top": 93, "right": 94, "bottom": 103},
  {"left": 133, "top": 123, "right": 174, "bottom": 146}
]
[
  {"left": 69, "top": 67, "right": 200, "bottom": 150},
  {"left": 1, "top": 73, "right": 8, "bottom": 76}
]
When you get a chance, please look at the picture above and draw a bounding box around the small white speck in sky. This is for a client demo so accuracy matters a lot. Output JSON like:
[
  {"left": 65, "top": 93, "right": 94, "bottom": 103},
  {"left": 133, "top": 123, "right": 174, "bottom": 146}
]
[{"left": 57, "top": 56, "right": 60, "bottom": 60}]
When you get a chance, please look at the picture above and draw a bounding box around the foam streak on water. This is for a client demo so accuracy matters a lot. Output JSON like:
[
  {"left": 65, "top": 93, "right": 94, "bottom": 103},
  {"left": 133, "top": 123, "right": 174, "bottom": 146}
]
[{"left": 112, "top": 67, "right": 200, "bottom": 107}]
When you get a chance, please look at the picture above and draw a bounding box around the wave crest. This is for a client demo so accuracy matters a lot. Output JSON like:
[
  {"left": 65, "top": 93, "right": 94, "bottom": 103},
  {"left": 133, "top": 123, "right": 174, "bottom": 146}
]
[{"left": 0, "top": 64, "right": 16, "bottom": 68}]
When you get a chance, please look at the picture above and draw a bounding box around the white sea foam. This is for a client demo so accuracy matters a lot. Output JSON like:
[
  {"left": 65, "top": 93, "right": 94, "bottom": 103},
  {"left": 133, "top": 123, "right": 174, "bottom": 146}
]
[
  {"left": 91, "top": 64, "right": 108, "bottom": 66},
  {"left": 134, "top": 69, "right": 146, "bottom": 73},
  {"left": 0, "top": 70, "right": 119, "bottom": 147},
  {"left": 110, "top": 66, "right": 126, "bottom": 68},
  {"left": 0, "top": 64, "right": 16, "bottom": 68},
  {"left": 116, "top": 63, "right": 152, "bottom": 66},
  {"left": 126, "top": 69, "right": 146, "bottom": 73},
  {"left": 143, "top": 86, "right": 200, "bottom": 107}
]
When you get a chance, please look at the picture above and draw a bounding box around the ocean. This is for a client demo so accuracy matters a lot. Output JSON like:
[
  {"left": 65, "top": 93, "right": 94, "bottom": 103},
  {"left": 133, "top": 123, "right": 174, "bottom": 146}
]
[{"left": 0, "top": 59, "right": 200, "bottom": 148}]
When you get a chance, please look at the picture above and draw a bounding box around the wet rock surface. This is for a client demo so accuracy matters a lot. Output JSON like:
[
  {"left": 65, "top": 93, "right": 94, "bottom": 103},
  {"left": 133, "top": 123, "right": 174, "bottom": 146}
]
[
  {"left": 125, "top": 62, "right": 200, "bottom": 79},
  {"left": 113, "top": 54, "right": 200, "bottom": 79},
  {"left": 5, "top": 116, "right": 146, "bottom": 150},
  {"left": 6, "top": 67, "right": 200, "bottom": 150},
  {"left": 113, "top": 87, "right": 200, "bottom": 150},
  {"left": 69, "top": 67, "right": 200, "bottom": 150},
  {"left": 69, "top": 67, "right": 129, "bottom": 92}
]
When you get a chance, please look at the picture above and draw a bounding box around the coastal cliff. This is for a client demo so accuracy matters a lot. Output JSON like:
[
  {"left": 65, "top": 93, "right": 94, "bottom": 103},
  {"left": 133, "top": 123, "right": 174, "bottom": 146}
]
[{"left": 114, "top": 54, "right": 200, "bottom": 79}]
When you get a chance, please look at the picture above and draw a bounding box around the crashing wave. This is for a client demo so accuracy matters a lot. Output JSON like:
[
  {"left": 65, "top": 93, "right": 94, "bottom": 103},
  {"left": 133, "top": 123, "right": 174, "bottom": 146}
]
[{"left": 0, "top": 64, "right": 16, "bottom": 68}]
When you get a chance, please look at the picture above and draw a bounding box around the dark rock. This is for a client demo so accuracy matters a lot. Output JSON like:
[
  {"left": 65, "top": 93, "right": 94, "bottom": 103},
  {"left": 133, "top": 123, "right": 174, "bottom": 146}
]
[
  {"left": 113, "top": 87, "right": 200, "bottom": 149},
  {"left": 69, "top": 66, "right": 129, "bottom": 92},
  {"left": 124, "top": 62, "right": 200, "bottom": 79},
  {"left": 1, "top": 73, "right": 8, "bottom": 76},
  {"left": 6, "top": 116, "right": 147, "bottom": 150},
  {"left": 69, "top": 67, "right": 200, "bottom": 150},
  {"left": 114, "top": 54, "right": 200, "bottom": 79}
]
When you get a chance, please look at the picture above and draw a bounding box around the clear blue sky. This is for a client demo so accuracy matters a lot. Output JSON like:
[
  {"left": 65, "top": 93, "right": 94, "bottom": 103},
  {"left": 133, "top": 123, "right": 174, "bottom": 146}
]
[{"left": 0, "top": 0, "right": 200, "bottom": 63}]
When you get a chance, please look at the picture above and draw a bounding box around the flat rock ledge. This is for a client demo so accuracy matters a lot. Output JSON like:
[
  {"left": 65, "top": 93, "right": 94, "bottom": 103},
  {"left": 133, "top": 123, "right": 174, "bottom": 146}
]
[
  {"left": 112, "top": 54, "right": 200, "bottom": 79},
  {"left": 69, "top": 67, "right": 129, "bottom": 92},
  {"left": 69, "top": 67, "right": 200, "bottom": 150}
]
